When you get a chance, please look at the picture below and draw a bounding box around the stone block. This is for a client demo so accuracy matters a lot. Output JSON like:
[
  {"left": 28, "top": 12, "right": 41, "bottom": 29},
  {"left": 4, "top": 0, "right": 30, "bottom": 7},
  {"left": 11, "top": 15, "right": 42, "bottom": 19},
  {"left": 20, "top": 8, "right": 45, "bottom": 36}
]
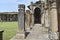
[
  {"left": 49, "top": 32, "right": 59, "bottom": 39},
  {"left": 15, "top": 33, "right": 25, "bottom": 39},
  {"left": 43, "top": 27, "right": 48, "bottom": 33},
  {"left": 26, "top": 28, "right": 31, "bottom": 32}
]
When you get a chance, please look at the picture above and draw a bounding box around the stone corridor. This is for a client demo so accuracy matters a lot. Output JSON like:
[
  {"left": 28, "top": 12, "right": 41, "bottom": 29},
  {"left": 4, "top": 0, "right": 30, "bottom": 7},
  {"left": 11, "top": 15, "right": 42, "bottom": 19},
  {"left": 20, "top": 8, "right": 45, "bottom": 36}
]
[
  {"left": 11, "top": 24, "right": 49, "bottom": 40},
  {"left": 10, "top": 0, "right": 60, "bottom": 40}
]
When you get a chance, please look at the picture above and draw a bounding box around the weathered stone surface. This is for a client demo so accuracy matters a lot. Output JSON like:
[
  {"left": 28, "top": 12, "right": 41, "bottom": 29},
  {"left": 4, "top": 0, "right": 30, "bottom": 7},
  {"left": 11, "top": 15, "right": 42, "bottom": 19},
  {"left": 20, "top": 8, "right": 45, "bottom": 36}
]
[
  {"left": 25, "top": 10, "right": 31, "bottom": 31},
  {"left": 49, "top": 32, "right": 59, "bottom": 39},
  {"left": 50, "top": 2, "right": 58, "bottom": 32},
  {"left": 15, "top": 4, "right": 25, "bottom": 39},
  {"left": 43, "top": 27, "right": 48, "bottom": 33},
  {"left": 10, "top": 24, "right": 49, "bottom": 40},
  {"left": 41, "top": 13, "right": 44, "bottom": 25},
  {"left": 30, "top": 2, "right": 34, "bottom": 28},
  {"left": 45, "top": 10, "right": 49, "bottom": 28},
  {"left": 26, "top": 24, "right": 49, "bottom": 39},
  {"left": 15, "top": 34, "right": 25, "bottom": 39},
  {"left": 49, "top": 2, "right": 59, "bottom": 39},
  {"left": 10, "top": 1, "right": 59, "bottom": 40}
]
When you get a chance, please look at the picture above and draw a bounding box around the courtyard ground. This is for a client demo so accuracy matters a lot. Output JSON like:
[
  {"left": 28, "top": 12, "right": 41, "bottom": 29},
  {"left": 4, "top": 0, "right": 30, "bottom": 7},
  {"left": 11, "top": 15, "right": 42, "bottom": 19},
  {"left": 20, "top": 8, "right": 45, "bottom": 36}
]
[
  {"left": 11, "top": 24, "right": 49, "bottom": 40},
  {"left": 0, "top": 22, "right": 18, "bottom": 40}
]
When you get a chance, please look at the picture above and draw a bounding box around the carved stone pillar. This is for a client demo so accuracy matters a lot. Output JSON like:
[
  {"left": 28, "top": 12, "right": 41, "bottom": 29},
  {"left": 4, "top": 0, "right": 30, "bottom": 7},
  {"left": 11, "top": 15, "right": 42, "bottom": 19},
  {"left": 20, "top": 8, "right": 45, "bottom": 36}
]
[
  {"left": 26, "top": 10, "right": 31, "bottom": 31},
  {"left": 49, "top": 2, "right": 59, "bottom": 40},
  {"left": 16, "top": 4, "right": 25, "bottom": 39},
  {"left": 41, "top": 13, "right": 44, "bottom": 25},
  {"left": 43, "top": 10, "right": 49, "bottom": 32},
  {"left": 30, "top": 2, "right": 34, "bottom": 28}
]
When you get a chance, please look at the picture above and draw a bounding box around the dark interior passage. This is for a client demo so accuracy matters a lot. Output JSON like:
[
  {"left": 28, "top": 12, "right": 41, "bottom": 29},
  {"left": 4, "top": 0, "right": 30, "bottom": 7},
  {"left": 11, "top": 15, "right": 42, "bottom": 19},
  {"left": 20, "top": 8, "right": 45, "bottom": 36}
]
[
  {"left": 34, "top": 7, "right": 41, "bottom": 24},
  {"left": 56, "top": 0, "right": 60, "bottom": 39}
]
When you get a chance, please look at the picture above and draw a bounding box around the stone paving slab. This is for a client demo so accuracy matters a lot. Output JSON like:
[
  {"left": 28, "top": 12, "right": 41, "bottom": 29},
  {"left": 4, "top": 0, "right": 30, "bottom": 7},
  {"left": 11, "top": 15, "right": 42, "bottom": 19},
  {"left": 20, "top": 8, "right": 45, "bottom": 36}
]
[
  {"left": 10, "top": 24, "right": 50, "bottom": 40},
  {"left": 26, "top": 24, "right": 49, "bottom": 39}
]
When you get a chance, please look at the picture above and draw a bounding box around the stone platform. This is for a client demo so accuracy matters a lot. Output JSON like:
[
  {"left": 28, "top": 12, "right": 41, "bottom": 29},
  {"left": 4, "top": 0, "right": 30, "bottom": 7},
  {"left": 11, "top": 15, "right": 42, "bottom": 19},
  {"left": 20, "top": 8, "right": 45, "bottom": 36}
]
[{"left": 10, "top": 24, "right": 49, "bottom": 40}]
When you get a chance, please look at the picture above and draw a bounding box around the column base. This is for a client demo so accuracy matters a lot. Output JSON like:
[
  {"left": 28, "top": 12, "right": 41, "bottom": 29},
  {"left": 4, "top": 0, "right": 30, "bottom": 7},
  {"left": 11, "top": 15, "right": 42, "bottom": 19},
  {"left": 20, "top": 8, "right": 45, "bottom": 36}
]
[
  {"left": 26, "top": 28, "right": 31, "bottom": 32},
  {"left": 45, "top": 24, "right": 49, "bottom": 28},
  {"left": 43, "top": 27, "right": 48, "bottom": 33},
  {"left": 15, "top": 33, "right": 25, "bottom": 39},
  {"left": 30, "top": 25, "right": 33, "bottom": 29},
  {"left": 49, "top": 32, "right": 59, "bottom": 40}
]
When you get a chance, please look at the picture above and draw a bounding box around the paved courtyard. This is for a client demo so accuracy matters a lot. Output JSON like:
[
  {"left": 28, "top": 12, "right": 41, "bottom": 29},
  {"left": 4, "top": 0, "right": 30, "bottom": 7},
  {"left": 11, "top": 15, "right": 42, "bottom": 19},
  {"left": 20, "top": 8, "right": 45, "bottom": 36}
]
[{"left": 26, "top": 24, "right": 49, "bottom": 40}]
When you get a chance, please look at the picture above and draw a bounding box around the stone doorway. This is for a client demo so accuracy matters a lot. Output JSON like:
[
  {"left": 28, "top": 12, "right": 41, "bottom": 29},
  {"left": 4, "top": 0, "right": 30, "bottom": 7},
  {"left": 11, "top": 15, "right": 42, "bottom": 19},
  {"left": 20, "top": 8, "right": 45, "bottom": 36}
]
[{"left": 34, "top": 7, "right": 41, "bottom": 24}]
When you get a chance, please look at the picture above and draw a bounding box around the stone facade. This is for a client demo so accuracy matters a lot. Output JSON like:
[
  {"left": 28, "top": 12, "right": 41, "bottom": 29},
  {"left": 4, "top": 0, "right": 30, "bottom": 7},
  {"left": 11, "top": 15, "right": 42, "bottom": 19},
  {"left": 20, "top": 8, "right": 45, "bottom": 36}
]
[
  {"left": 11, "top": 0, "right": 60, "bottom": 40},
  {"left": 27, "top": 0, "right": 59, "bottom": 39},
  {"left": 0, "top": 12, "right": 18, "bottom": 21}
]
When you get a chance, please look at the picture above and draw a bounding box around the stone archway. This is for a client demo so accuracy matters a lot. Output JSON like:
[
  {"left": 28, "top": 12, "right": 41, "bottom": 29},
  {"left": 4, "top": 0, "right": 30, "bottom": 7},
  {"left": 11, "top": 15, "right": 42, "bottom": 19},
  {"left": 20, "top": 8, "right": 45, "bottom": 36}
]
[{"left": 34, "top": 7, "right": 41, "bottom": 24}]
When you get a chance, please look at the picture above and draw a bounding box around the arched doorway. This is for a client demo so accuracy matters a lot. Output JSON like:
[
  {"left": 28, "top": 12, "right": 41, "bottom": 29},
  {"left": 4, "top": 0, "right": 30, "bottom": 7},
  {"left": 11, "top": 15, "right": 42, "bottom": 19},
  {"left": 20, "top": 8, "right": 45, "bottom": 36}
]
[{"left": 34, "top": 7, "right": 41, "bottom": 24}]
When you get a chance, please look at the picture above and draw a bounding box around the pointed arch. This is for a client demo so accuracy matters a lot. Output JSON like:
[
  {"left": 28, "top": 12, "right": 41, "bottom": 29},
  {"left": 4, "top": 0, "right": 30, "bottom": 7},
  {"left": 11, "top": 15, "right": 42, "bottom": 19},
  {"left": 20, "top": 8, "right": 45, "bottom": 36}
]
[{"left": 34, "top": 7, "right": 41, "bottom": 24}]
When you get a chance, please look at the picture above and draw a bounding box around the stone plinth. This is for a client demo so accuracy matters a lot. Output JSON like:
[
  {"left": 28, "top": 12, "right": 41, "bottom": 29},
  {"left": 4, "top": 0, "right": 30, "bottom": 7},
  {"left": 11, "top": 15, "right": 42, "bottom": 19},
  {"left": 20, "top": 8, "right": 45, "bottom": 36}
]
[{"left": 15, "top": 33, "right": 25, "bottom": 39}]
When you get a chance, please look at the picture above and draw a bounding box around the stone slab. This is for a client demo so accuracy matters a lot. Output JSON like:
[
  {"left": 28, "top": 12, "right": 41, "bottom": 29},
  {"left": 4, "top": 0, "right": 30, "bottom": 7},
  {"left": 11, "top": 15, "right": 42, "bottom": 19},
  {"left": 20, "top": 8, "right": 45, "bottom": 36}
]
[{"left": 10, "top": 24, "right": 49, "bottom": 40}]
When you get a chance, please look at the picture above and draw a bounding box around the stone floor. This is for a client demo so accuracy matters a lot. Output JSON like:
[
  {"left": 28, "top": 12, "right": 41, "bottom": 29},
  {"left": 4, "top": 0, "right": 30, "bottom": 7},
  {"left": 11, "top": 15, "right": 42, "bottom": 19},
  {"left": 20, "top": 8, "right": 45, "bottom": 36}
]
[{"left": 10, "top": 24, "right": 50, "bottom": 40}]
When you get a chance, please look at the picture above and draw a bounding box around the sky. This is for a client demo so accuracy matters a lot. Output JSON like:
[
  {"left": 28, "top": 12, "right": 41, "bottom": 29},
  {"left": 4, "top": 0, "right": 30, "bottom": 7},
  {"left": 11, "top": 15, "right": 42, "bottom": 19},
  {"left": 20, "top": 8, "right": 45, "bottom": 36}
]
[{"left": 0, "top": 0, "right": 38, "bottom": 12}]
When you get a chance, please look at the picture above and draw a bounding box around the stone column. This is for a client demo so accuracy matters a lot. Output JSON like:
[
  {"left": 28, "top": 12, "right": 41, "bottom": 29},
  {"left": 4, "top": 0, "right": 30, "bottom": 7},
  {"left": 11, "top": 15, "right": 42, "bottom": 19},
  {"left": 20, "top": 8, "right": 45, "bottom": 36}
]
[
  {"left": 43, "top": 10, "right": 49, "bottom": 32},
  {"left": 16, "top": 4, "right": 25, "bottom": 39},
  {"left": 45, "top": 10, "right": 49, "bottom": 27},
  {"left": 41, "top": 13, "right": 44, "bottom": 25},
  {"left": 30, "top": 2, "right": 34, "bottom": 28},
  {"left": 50, "top": 2, "right": 59, "bottom": 39},
  {"left": 26, "top": 10, "right": 31, "bottom": 31},
  {"left": 41, "top": 2, "right": 45, "bottom": 27}
]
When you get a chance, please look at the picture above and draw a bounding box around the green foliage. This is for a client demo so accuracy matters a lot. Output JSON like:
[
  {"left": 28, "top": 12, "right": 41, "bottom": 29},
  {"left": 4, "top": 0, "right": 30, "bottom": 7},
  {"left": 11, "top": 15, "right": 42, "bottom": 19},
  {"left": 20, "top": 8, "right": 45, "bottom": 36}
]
[{"left": 0, "top": 22, "right": 18, "bottom": 40}]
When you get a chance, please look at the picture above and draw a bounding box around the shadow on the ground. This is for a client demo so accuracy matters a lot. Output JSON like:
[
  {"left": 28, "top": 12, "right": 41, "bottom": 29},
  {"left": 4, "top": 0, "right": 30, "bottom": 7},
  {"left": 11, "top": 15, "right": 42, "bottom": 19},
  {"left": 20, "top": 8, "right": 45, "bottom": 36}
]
[{"left": 25, "top": 32, "right": 30, "bottom": 38}]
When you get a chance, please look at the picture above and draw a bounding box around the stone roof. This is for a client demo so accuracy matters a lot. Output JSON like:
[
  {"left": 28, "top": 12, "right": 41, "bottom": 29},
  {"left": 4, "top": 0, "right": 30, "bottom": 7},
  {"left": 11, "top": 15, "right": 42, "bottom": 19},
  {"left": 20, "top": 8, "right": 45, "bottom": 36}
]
[
  {"left": 35, "top": 1, "right": 41, "bottom": 4},
  {"left": 28, "top": 1, "right": 41, "bottom": 10},
  {"left": 0, "top": 12, "right": 18, "bottom": 14}
]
